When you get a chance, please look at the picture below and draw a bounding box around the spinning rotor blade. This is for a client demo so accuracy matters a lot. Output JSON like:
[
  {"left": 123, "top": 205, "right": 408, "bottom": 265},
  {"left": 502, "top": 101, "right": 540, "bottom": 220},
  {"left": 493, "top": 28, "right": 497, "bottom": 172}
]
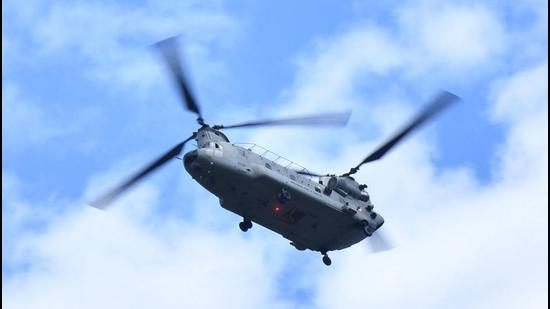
[
  {"left": 368, "top": 229, "right": 395, "bottom": 253},
  {"left": 154, "top": 36, "right": 203, "bottom": 123},
  {"left": 90, "top": 135, "right": 195, "bottom": 209},
  {"left": 296, "top": 170, "right": 327, "bottom": 177},
  {"left": 213, "top": 111, "right": 351, "bottom": 130},
  {"left": 344, "top": 90, "right": 459, "bottom": 176}
]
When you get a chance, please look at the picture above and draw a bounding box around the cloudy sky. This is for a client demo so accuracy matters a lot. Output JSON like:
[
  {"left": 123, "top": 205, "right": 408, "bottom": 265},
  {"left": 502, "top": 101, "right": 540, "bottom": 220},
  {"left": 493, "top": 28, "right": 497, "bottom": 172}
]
[{"left": 2, "top": 0, "right": 548, "bottom": 308}]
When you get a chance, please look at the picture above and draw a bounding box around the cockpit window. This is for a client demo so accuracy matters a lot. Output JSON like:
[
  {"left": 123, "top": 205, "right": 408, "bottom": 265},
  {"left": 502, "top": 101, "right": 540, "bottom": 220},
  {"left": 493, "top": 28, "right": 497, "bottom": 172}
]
[
  {"left": 213, "top": 130, "right": 230, "bottom": 142},
  {"left": 206, "top": 142, "right": 223, "bottom": 149}
]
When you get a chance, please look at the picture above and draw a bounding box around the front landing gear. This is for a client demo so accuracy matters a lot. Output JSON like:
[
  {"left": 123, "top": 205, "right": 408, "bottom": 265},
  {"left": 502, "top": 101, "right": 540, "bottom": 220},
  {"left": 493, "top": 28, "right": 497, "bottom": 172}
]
[
  {"left": 321, "top": 251, "right": 332, "bottom": 266},
  {"left": 239, "top": 219, "right": 252, "bottom": 232}
]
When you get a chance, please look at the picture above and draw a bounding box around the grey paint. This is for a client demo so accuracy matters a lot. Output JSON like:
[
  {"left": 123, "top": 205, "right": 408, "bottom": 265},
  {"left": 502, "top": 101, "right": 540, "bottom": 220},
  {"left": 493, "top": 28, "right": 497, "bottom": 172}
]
[{"left": 184, "top": 127, "right": 384, "bottom": 253}]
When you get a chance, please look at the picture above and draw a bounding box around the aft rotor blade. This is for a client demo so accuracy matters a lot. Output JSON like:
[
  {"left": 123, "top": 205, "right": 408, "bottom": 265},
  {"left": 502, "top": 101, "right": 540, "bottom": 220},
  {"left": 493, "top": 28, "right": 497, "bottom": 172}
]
[
  {"left": 344, "top": 90, "right": 459, "bottom": 176},
  {"left": 214, "top": 111, "right": 351, "bottom": 130},
  {"left": 154, "top": 36, "right": 203, "bottom": 123},
  {"left": 296, "top": 170, "right": 327, "bottom": 177},
  {"left": 368, "top": 229, "right": 395, "bottom": 253},
  {"left": 90, "top": 136, "right": 194, "bottom": 209}
]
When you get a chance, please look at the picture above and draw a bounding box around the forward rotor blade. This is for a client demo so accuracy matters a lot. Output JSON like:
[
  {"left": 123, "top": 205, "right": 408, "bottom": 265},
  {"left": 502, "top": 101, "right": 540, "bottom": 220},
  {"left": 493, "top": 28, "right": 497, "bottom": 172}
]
[
  {"left": 344, "top": 90, "right": 459, "bottom": 176},
  {"left": 214, "top": 111, "right": 351, "bottom": 130},
  {"left": 154, "top": 36, "right": 203, "bottom": 123},
  {"left": 90, "top": 136, "right": 194, "bottom": 209}
]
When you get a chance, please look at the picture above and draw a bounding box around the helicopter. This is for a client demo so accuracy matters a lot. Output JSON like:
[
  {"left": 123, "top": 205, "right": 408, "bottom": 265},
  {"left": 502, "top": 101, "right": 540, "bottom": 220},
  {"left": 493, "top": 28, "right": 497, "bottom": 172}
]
[{"left": 92, "top": 36, "right": 459, "bottom": 266}]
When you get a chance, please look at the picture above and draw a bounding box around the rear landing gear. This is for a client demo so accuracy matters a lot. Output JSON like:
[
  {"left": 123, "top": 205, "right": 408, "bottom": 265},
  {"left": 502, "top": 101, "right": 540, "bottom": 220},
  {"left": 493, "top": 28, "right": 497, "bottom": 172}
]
[
  {"left": 239, "top": 219, "right": 252, "bottom": 232},
  {"left": 321, "top": 251, "right": 332, "bottom": 266}
]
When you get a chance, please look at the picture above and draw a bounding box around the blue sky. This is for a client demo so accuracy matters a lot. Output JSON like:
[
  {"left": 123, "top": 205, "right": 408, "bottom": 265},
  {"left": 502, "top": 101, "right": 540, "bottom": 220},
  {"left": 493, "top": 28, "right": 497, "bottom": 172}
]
[{"left": 2, "top": 1, "right": 548, "bottom": 308}]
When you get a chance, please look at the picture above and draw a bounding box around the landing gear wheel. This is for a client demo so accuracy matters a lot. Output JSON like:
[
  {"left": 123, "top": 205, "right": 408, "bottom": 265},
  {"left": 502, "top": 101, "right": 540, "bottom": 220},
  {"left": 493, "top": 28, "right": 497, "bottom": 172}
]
[
  {"left": 239, "top": 219, "right": 252, "bottom": 232},
  {"left": 322, "top": 254, "right": 332, "bottom": 266}
]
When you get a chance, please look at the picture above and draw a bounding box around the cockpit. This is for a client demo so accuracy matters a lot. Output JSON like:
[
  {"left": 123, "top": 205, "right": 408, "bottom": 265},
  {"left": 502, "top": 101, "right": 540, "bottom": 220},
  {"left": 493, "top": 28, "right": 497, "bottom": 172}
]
[
  {"left": 196, "top": 127, "right": 230, "bottom": 148},
  {"left": 204, "top": 141, "right": 224, "bottom": 149}
]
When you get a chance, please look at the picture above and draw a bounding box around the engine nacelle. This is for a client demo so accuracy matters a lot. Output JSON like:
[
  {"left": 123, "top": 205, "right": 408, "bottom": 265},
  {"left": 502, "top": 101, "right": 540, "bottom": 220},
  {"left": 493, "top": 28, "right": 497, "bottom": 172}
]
[{"left": 322, "top": 176, "right": 369, "bottom": 201}]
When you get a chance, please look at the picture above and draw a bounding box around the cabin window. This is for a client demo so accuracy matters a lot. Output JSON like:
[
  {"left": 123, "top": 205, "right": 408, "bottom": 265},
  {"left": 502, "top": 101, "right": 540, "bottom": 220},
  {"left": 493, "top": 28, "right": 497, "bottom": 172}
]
[
  {"left": 265, "top": 163, "right": 272, "bottom": 170},
  {"left": 315, "top": 186, "right": 321, "bottom": 193},
  {"left": 290, "top": 174, "right": 297, "bottom": 181}
]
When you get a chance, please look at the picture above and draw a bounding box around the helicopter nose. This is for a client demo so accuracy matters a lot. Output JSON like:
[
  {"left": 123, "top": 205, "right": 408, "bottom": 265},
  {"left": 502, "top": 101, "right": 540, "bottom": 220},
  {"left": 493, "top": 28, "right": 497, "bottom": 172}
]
[
  {"left": 184, "top": 149, "right": 206, "bottom": 176},
  {"left": 184, "top": 150, "right": 198, "bottom": 167},
  {"left": 363, "top": 212, "right": 385, "bottom": 236}
]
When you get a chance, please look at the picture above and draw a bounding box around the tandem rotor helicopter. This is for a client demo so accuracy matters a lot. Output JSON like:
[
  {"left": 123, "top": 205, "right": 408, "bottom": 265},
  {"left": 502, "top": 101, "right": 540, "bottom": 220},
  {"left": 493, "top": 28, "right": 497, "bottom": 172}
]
[{"left": 92, "top": 36, "right": 459, "bottom": 266}]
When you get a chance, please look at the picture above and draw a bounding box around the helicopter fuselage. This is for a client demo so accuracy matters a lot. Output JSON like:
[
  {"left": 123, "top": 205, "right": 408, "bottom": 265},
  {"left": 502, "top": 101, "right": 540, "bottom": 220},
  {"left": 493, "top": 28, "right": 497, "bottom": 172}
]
[
  {"left": 92, "top": 35, "right": 457, "bottom": 265},
  {"left": 183, "top": 127, "right": 384, "bottom": 253}
]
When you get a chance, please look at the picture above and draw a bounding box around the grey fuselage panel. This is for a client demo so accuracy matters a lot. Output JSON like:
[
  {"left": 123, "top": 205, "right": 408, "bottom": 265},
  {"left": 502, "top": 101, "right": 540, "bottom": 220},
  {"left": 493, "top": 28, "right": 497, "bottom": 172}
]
[{"left": 183, "top": 127, "right": 382, "bottom": 252}]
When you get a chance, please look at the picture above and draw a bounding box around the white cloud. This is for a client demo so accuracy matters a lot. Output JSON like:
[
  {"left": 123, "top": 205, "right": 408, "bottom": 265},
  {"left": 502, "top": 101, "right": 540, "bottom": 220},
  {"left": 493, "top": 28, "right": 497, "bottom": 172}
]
[
  {"left": 491, "top": 63, "right": 548, "bottom": 123},
  {"left": 489, "top": 62, "right": 548, "bottom": 183},
  {"left": 2, "top": 0, "right": 243, "bottom": 155},
  {"left": 2, "top": 83, "right": 74, "bottom": 148},
  {"left": 2, "top": 171, "right": 73, "bottom": 277},
  {"left": 240, "top": 4, "right": 547, "bottom": 308},
  {"left": 1, "top": 82, "right": 101, "bottom": 151},
  {"left": 290, "top": 27, "right": 403, "bottom": 106},
  {"left": 6, "top": 0, "right": 240, "bottom": 99},
  {"left": 2, "top": 166, "right": 293, "bottom": 309},
  {"left": 308, "top": 62, "right": 548, "bottom": 309},
  {"left": 398, "top": 3, "right": 506, "bottom": 70},
  {"left": 2, "top": 1, "right": 548, "bottom": 309}
]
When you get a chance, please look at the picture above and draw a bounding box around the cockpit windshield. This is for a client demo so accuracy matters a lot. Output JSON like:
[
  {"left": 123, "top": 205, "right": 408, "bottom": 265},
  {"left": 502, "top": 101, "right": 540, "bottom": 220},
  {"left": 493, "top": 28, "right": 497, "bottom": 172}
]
[
  {"left": 212, "top": 130, "right": 230, "bottom": 142},
  {"left": 206, "top": 142, "right": 223, "bottom": 149}
]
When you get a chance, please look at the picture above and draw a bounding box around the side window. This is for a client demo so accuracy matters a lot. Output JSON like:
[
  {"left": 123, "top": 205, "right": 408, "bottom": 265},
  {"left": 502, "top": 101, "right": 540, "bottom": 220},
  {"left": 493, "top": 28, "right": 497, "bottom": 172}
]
[
  {"left": 290, "top": 174, "right": 297, "bottom": 181},
  {"left": 265, "top": 163, "right": 272, "bottom": 170}
]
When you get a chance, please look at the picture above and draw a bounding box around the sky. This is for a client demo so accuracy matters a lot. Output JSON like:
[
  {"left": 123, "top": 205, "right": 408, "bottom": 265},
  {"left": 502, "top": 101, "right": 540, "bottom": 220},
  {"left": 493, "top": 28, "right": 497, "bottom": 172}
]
[{"left": 2, "top": 0, "right": 548, "bottom": 308}]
